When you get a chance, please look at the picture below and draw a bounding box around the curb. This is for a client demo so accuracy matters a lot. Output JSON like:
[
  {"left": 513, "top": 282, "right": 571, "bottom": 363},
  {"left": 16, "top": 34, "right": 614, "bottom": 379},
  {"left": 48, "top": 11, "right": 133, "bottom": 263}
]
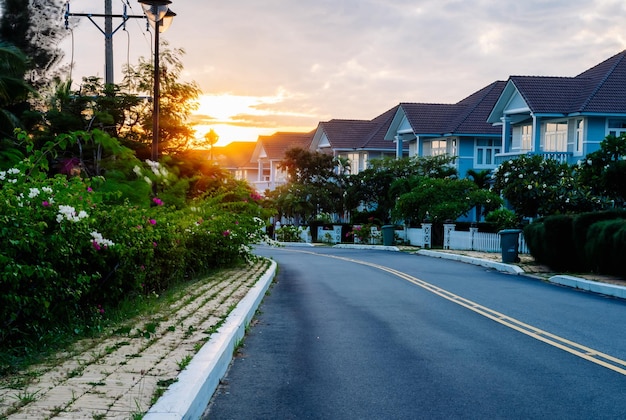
[
  {"left": 144, "top": 260, "right": 277, "bottom": 420},
  {"left": 334, "top": 244, "right": 401, "bottom": 251},
  {"left": 417, "top": 249, "right": 524, "bottom": 274},
  {"left": 417, "top": 250, "right": 626, "bottom": 300}
]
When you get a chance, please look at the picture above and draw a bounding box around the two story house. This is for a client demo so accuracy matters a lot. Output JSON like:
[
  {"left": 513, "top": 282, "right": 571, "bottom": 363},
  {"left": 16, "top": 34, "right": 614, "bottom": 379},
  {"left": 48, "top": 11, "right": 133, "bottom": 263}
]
[
  {"left": 249, "top": 131, "right": 313, "bottom": 192},
  {"left": 309, "top": 105, "right": 409, "bottom": 174},
  {"left": 384, "top": 81, "right": 507, "bottom": 176},
  {"left": 487, "top": 50, "right": 626, "bottom": 164}
]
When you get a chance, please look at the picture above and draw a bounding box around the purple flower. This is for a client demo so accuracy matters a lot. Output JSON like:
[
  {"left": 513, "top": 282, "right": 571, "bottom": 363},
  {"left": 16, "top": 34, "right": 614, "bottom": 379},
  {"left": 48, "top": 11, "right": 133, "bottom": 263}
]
[
  {"left": 42, "top": 201, "right": 50, "bottom": 207},
  {"left": 149, "top": 219, "right": 156, "bottom": 225},
  {"left": 222, "top": 230, "right": 230, "bottom": 237},
  {"left": 92, "top": 241, "right": 101, "bottom": 251},
  {"left": 152, "top": 197, "right": 164, "bottom": 206}
]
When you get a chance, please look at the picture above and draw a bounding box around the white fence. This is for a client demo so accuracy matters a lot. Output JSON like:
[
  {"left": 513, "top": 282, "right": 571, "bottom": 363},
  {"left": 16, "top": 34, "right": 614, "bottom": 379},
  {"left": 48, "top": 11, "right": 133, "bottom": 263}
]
[{"left": 406, "top": 226, "right": 529, "bottom": 254}]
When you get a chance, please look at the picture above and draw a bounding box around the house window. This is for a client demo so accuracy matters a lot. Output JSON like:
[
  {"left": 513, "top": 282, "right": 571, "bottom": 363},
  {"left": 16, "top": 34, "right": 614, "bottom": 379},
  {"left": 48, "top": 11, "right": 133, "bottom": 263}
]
[
  {"left": 543, "top": 122, "right": 567, "bottom": 152},
  {"left": 575, "top": 119, "right": 584, "bottom": 156},
  {"left": 512, "top": 125, "right": 533, "bottom": 152},
  {"left": 475, "top": 139, "right": 501, "bottom": 167},
  {"left": 427, "top": 139, "right": 456, "bottom": 157},
  {"left": 347, "top": 152, "right": 361, "bottom": 175},
  {"left": 607, "top": 119, "right": 626, "bottom": 137}
]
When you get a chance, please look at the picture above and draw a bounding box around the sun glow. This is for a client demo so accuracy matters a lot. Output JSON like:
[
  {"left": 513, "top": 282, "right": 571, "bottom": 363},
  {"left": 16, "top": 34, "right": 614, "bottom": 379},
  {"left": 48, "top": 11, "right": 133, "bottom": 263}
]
[{"left": 190, "top": 92, "right": 315, "bottom": 147}]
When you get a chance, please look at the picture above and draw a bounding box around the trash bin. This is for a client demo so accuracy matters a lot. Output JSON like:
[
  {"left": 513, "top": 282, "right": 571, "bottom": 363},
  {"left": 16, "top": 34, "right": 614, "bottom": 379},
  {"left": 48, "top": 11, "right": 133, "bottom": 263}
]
[
  {"left": 498, "top": 229, "right": 521, "bottom": 263},
  {"left": 381, "top": 225, "right": 395, "bottom": 246}
]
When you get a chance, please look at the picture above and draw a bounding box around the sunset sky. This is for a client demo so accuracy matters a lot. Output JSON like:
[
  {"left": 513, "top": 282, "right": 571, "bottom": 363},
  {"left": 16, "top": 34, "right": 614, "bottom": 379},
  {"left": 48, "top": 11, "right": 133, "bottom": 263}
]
[{"left": 61, "top": 0, "right": 626, "bottom": 146}]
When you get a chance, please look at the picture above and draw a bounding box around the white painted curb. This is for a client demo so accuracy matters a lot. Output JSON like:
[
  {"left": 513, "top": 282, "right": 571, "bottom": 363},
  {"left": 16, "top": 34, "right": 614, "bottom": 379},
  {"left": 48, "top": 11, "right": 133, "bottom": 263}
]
[
  {"left": 549, "top": 275, "right": 626, "bottom": 299},
  {"left": 144, "top": 260, "right": 277, "bottom": 420},
  {"left": 417, "top": 249, "right": 524, "bottom": 274},
  {"left": 334, "top": 244, "right": 401, "bottom": 251}
]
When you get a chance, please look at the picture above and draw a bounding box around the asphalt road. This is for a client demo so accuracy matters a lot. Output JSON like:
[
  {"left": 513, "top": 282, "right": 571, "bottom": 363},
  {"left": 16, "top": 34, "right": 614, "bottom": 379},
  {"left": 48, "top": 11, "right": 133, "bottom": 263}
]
[{"left": 204, "top": 246, "right": 626, "bottom": 419}]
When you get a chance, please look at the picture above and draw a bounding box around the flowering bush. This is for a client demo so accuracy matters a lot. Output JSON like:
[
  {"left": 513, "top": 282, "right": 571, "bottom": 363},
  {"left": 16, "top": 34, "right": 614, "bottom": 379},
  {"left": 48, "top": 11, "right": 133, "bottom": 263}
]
[
  {"left": 491, "top": 155, "right": 602, "bottom": 218},
  {"left": 346, "top": 217, "right": 379, "bottom": 243},
  {"left": 0, "top": 158, "right": 268, "bottom": 345}
]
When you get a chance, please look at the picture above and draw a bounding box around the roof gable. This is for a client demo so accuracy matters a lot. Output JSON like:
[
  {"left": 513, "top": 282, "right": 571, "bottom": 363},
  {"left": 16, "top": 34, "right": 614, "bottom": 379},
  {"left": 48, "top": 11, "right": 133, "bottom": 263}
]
[{"left": 251, "top": 131, "right": 314, "bottom": 161}]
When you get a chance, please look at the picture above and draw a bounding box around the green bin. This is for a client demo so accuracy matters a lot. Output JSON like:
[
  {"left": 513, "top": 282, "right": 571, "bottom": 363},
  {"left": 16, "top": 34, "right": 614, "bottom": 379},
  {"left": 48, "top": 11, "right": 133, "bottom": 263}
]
[
  {"left": 381, "top": 225, "right": 395, "bottom": 246},
  {"left": 498, "top": 229, "right": 521, "bottom": 263}
]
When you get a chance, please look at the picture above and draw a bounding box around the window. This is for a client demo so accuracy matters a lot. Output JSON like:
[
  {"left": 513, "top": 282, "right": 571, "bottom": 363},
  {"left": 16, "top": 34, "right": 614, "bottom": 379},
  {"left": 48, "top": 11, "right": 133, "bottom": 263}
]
[
  {"left": 426, "top": 138, "right": 456, "bottom": 157},
  {"left": 543, "top": 122, "right": 567, "bottom": 152},
  {"left": 607, "top": 119, "right": 626, "bottom": 137},
  {"left": 575, "top": 119, "right": 584, "bottom": 156},
  {"left": 347, "top": 152, "right": 366, "bottom": 175},
  {"left": 475, "top": 139, "right": 501, "bottom": 167},
  {"left": 512, "top": 125, "right": 532, "bottom": 152}
]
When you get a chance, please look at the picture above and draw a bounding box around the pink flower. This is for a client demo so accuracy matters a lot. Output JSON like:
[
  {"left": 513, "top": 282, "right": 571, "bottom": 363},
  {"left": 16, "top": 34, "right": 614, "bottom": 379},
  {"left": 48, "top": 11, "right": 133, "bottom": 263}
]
[
  {"left": 222, "top": 230, "right": 231, "bottom": 237},
  {"left": 149, "top": 219, "right": 156, "bottom": 225},
  {"left": 87, "top": 187, "right": 93, "bottom": 192},
  {"left": 92, "top": 241, "right": 101, "bottom": 251},
  {"left": 152, "top": 197, "right": 164, "bottom": 206},
  {"left": 153, "top": 241, "right": 158, "bottom": 247},
  {"left": 42, "top": 201, "right": 50, "bottom": 207},
  {"left": 235, "top": 221, "right": 239, "bottom": 225}
]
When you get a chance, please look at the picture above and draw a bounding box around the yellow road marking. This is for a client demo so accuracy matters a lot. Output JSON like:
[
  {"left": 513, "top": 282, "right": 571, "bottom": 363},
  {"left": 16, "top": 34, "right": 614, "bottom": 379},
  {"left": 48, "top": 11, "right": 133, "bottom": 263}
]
[{"left": 287, "top": 248, "right": 626, "bottom": 376}]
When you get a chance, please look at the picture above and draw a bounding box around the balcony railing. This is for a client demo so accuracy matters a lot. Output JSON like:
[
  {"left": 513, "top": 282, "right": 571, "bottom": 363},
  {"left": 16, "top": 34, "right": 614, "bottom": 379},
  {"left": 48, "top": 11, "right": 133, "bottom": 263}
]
[{"left": 494, "top": 151, "right": 573, "bottom": 165}]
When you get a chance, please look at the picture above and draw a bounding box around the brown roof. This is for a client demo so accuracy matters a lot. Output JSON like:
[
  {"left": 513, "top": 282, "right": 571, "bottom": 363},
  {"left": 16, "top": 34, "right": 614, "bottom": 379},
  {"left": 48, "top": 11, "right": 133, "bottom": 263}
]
[
  {"left": 256, "top": 131, "right": 314, "bottom": 160},
  {"left": 212, "top": 141, "right": 257, "bottom": 168}
]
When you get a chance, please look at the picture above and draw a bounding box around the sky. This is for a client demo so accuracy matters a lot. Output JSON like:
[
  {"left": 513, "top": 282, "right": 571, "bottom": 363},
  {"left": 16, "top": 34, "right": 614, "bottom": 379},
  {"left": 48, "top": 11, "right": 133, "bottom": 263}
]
[{"left": 60, "top": 0, "right": 626, "bottom": 146}]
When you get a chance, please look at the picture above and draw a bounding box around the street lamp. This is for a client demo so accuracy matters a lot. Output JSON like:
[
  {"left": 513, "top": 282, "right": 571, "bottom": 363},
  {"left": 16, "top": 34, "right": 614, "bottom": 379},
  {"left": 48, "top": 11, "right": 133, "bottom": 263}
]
[{"left": 138, "top": 0, "right": 175, "bottom": 163}]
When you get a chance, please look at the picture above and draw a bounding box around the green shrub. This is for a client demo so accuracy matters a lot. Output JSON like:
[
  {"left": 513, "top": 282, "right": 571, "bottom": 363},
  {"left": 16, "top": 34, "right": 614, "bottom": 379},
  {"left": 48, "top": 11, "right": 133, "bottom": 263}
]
[
  {"left": 275, "top": 225, "right": 304, "bottom": 242},
  {"left": 572, "top": 209, "right": 626, "bottom": 270},
  {"left": 523, "top": 219, "right": 547, "bottom": 265},
  {"left": 541, "top": 214, "right": 577, "bottom": 272},
  {"left": 485, "top": 208, "right": 518, "bottom": 232},
  {"left": 585, "top": 219, "right": 626, "bottom": 275}
]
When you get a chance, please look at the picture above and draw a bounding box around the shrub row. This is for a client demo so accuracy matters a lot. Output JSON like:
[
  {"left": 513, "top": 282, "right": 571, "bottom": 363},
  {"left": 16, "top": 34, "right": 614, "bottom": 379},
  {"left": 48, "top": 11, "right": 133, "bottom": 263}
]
[
  {"left": 0, "top": 166, "right": 266, "bottom": 345},
  {"left": 523, "top": 209, "right": 626, "bottom": 275}
]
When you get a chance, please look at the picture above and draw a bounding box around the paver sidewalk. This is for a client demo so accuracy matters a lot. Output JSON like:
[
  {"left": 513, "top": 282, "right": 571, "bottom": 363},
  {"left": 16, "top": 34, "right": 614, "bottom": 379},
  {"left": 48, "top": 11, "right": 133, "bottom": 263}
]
[{"left": 0, "top": 259, "right": 271, "bottom": 419}]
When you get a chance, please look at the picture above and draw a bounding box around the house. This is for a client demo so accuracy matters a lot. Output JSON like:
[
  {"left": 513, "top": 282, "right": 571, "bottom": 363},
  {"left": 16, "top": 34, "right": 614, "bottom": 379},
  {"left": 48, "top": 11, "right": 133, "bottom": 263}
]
[
  {"left": 211, "top": 141, "right": 258, "bottom": 186},
  {"left": 309, "top": 105, "right": 409, "bottom": 175},
  {"left": 487, "top": 50, "right": 626, "bottom": 165},
  {"left": 249, "top": 131, "right": 314, "bottom": 192},
  {"left": 384, "top": 81, "right": 507, "bottom": 177}
]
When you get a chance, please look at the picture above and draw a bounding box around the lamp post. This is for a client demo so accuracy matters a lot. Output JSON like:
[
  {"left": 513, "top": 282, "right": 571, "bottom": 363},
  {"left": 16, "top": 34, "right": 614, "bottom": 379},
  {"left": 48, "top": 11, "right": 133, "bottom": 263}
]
[{"left": 138, "top": 0, "right": 175, "bottom": 163}]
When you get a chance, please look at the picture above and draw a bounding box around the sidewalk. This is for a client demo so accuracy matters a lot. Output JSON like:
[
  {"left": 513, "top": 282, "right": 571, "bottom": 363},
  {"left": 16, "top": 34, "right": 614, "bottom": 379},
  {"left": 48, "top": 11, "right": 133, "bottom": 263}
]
[{"left": 0, "top": 259, "right": 276, "bottom": 419}]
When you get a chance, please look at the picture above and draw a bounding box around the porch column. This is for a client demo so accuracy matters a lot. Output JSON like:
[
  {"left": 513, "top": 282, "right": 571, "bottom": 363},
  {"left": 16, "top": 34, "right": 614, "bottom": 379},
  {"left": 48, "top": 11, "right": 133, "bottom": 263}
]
[
  {"left": 501, "top": 116, "right": 511, "bottom": 153},
  {"left": 395, "top": 135, "right": 403, "bottom": 159},
  {"left": 532, "top": 115, "right": 541, "bottom": 152}
]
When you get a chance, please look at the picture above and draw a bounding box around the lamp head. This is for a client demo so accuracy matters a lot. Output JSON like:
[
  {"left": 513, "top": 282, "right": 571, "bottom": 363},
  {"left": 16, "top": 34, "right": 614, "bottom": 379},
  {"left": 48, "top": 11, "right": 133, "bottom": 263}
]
[{"left": 138, "top": 0, "right": 171, "bottom": 22}]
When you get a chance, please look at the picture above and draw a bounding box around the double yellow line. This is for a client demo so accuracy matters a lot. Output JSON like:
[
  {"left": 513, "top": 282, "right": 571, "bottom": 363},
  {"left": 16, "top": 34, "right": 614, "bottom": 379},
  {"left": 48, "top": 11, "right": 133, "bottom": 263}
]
[{"left": 300, "top": 249, "right": 626, "bottom": 376}]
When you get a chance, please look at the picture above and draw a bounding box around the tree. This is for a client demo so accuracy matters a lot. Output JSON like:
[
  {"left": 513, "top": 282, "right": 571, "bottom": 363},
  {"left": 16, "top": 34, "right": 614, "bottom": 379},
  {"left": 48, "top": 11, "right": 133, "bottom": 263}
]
[
  {"left": 393, "top": 177, "right": 501, "bottom": 225},
  {"left": 121, "top": 44, "right": 201, "bottom": 155},
  {"left": 0, "top": 0, "right": 69, "bottom": 90},
  {"left": 576, "top": 134, "right": 626, "bottom": 206},
  {"left": 0, "top": 41, "right": 33, "bottom": 137},
  {"left": 492, "top": 155, "right": 600, "bottom": 218}
]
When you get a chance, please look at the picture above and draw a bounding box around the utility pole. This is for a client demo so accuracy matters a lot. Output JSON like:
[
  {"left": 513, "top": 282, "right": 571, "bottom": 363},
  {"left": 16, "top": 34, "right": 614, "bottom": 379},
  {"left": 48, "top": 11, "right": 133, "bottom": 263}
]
[{"left": 65, "top": 0, "right": 145, "bottom": 85}]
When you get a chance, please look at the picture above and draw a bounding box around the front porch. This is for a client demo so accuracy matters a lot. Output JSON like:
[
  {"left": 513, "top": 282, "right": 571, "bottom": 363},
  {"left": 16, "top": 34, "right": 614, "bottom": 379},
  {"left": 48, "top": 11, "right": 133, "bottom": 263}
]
[{"left": 494, "top": 151, "right": 573, "bottom": 166}]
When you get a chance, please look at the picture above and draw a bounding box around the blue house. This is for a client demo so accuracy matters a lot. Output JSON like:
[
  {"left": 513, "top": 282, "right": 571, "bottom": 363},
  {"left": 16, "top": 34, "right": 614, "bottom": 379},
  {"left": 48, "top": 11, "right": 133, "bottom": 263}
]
[
  {"left": 487, "top": 50, "right": 626, "bottom": 165},
  {"left": 384, "top": 81, "right": 506, "bottom": 178}
]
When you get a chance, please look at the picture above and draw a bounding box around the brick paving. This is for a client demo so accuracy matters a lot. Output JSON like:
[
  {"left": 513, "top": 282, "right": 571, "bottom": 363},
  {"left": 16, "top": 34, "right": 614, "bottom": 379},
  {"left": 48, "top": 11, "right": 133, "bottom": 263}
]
[{"left": 0, "top": 259, "right": 270, "bottom": 419}]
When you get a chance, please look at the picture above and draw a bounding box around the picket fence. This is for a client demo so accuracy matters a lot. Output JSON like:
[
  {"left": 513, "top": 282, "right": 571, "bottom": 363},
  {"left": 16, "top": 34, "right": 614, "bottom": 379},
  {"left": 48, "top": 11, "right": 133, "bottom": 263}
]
[
  {"left": 405, "top": 226, "right": 529, "bottom": 254},
  {"left": 287, "top": 224, "right": 529, "bottom": 255}
]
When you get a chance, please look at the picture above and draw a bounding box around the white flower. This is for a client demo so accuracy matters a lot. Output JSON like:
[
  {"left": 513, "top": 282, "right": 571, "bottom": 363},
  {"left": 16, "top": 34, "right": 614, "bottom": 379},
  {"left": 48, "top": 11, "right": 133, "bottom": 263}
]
[
  {"left": 144, "top": 176, "right": 153, "bottom": 185},
  {"left": 0, "top": 171, "right": 5, "bottom": 181},
  {"left": 133, "top": 165, "right": 142, "bottom": 176},
  {"left": 28, "top": 188, "right": 40, "bottom": 198},
  {"left": 57, "top": 205, "right": 89, "bottom": 223},
  {"left": 527, "top": 185, "right": 533, "bottom": 189},
  {"left": 90, "top": 231, "right": 115, "bottom": 247},
  {"left": 7, "top": 168, "right": 20, "bottom": 175},
  {"left": 42, "top": 186, "right": 53, "bottom": 194},
  {"left": 518, "top": 174, "right": 523, "bottom": 178}
]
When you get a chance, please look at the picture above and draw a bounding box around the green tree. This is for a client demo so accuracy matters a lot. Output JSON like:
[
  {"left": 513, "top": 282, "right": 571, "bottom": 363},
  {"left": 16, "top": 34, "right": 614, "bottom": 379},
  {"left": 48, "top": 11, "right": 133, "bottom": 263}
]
[
  {"left": 393, "top": 177, "right": 501, "bottom": 225},
  {"left": 576, "top": 134, "right": 626, "bottom": 206},
  {"left": 121, "top": 44, "right": 201, "bottom": 156},
  {"left": 492, "top": 155, "right": 600, "bottom": 218},
  {"left": 0, "top": 41, "right": 33, "bottom": 138},
  {"left": 0, "top": 0, "right": 69, "bottom": 90}
]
